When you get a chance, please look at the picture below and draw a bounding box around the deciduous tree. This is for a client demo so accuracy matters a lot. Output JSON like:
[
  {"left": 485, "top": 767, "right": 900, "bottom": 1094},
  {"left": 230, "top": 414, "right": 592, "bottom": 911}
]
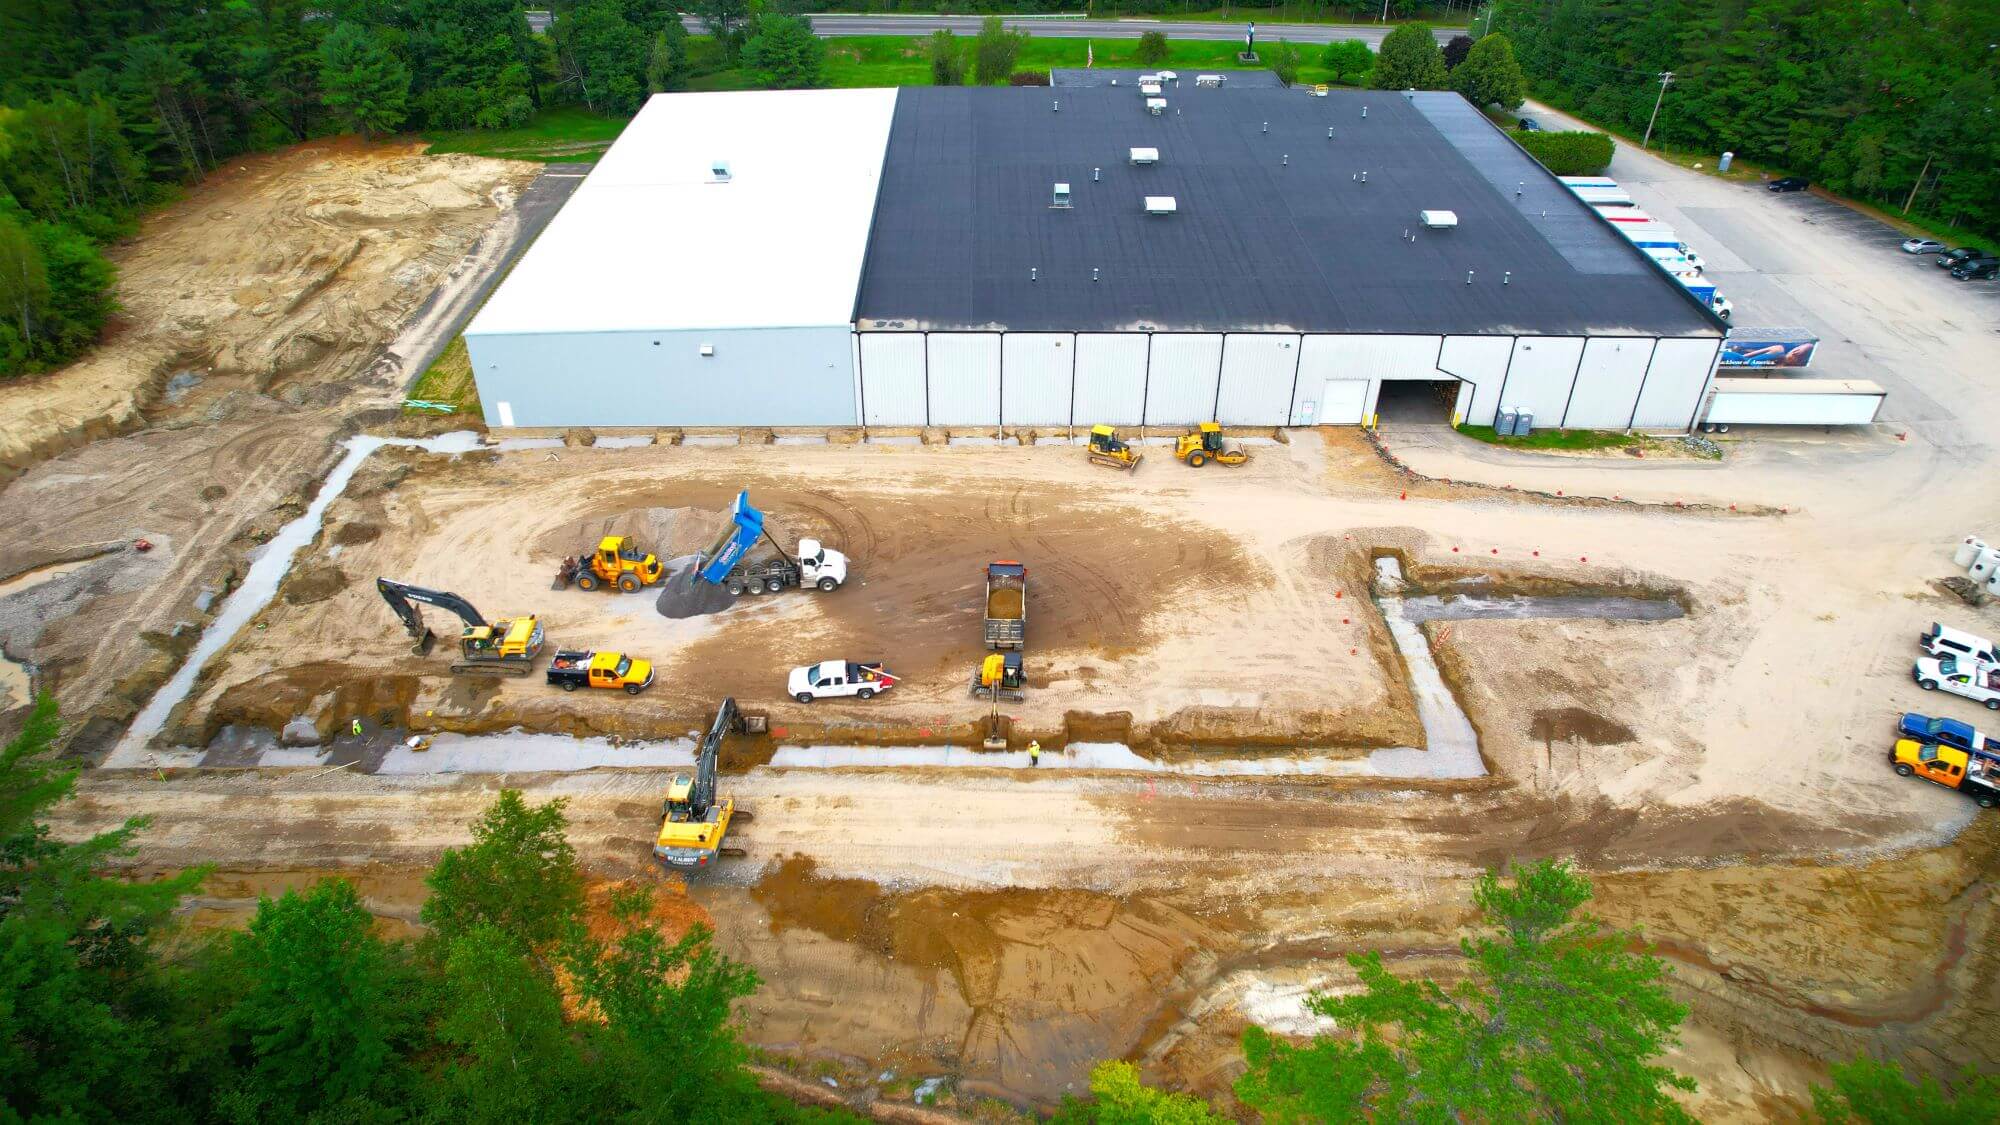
[
  {"left": 1452, "top": 32, "right": 1526, "bottom": 110},
  {"left": 1135, "top": 31, "right": 1169, "bottom": 66},
  {"left": 973, "top": 16, "right": 1025, "bottom": 86},
  {"left": 1813, "top": 1056, "right": 2000, "bottom": 1124},
  {"left": 1371, "top": 22, "right": 1448, "bottom": 91},
  {"left": 741, "top": 14, "right": 824, "bottom": 91},
  {"left": 926, "top": 30, "right": 965, "bottom": 86},
  {"left": 423, "top": 788, "right": 585, "bottom": 953},
  {"left": 1321, "top": 40, "right": 1374, "bottom": 86}
]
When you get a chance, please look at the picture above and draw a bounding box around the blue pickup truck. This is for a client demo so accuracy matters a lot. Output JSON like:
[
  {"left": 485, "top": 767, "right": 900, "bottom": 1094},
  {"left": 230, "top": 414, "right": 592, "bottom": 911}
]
[{"left": 1898, "top": 713, "right": 2000, "bottom": 764}]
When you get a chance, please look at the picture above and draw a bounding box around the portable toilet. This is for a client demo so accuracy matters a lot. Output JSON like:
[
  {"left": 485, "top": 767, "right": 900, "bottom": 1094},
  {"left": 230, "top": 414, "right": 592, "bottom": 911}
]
[
  {"left": 1955, "top": 536, "right": 1988, "bottom": 568},
  {"left": 1497, "top": 408, "right": 1518, "bottom": 436},
  {"left": 1970, "top": 548, "right": 2000, "bottom": 583},
  {"left": 1515, "top": 411, "right": 1535, "bottom": 436}
]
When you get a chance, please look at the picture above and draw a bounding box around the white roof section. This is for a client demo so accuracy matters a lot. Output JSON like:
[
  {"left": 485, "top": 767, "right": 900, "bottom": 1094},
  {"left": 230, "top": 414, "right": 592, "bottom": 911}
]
[{"left": 468, "top": 89, "right": 899, "bottom": 337}]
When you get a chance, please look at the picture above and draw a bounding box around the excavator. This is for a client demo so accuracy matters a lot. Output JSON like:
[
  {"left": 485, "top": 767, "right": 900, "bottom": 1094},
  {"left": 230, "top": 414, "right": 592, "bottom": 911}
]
[
  {"left": 376, "top": 578, "right": 545, "bottom": 676},
  {"left": 654, "top": 697, "right": 759, "bottom": 869}
]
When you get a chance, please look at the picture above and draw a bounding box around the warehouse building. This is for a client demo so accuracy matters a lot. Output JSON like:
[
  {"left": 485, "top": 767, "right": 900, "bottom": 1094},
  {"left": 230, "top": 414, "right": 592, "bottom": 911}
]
[{"left": 466, "top": 85, "right": 1724, "bottom": 432}]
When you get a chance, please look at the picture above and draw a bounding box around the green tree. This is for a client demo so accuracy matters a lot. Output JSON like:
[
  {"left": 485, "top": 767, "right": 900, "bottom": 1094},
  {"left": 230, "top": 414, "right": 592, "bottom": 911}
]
[
  {"left": 1237, "top": 859, "right": 1696, "bottom": 1123},
  {"left": 553, "top": 0, "right": 650, "bottom": 115},
  {"left": 742, "top": 14, "right": 824, "bottom": 91},
  {"left": 1813, "top": 1056, "right": 2000, "bottom": 1124},
  {"left": 423, "top": 788, "right": 585, "bottom": 953},
  {"left": 0, "top": 213, "right": 49, "bottom": 364},
  {"left": 926, "top": 30, "right": 965, "bottom": 87},
  {"left": 436, "top": 923, "right": 587, "bottom": 1118},
  {"left": 318, "top": 22, "right": 410, "bottom": 138},
  {"left": 972, "top": 16, "right": 1024, "bottom": 86},
  {"left": 1321, "top": 40, "right": 1374, "bottom": 86},
  {"left": 1135, "top": 31, "right": 1169, "bottom": 67},
  {"left": 1452, "top": 33, "right": 1526, "bottom": 110},
  {"left": 1372, "top": 22, "right": 1449, "bottom": 91},
  {"left": 1442, "top": 33, "right": 1475, "bottom": 70},
  {"left": 564, "top": 885, "right": 762, "bottom": 1119},
  {"left": 227, "top": 878, "right": 408, "bottom": 1114},
  {"left": 0, "top": 694, "right": 203, "bottom": 1117},
  {"left": 646, "top": 26, "right": 687, "bottom": 94},
  {"left": 1266, "top": 41, "right": 1304, "bottom": 88},
  {"left": 691, "top": 0, "right": 752, "bottom": 61},
  {"left": 1052, "top": 1060, "right": 1227, "bottom": 1123}
]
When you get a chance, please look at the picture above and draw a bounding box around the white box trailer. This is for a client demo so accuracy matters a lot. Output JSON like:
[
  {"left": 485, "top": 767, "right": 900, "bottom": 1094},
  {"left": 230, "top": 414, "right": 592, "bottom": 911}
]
[
  {"left": 1701, "top": 377, "right": 1886, "bottom": 428},
  {"left": 1572, "top": 185, "right": 1635, "bottom": 207}
]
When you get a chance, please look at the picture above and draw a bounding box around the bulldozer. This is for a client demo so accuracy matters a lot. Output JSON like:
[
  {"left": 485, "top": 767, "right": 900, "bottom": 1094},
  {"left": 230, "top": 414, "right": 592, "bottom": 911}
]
[
  {"left": 654, "top": 698, "right": 763, "bottom": 870},
  {"left": 556, "top": 535, "right": 663, "bottom": 593},
  {"left": 1086, "top": 424, "right": 1143, "bottom": 471},
  {"left": 1176, "top": 422, "right": 1249, "bottom": 468}
]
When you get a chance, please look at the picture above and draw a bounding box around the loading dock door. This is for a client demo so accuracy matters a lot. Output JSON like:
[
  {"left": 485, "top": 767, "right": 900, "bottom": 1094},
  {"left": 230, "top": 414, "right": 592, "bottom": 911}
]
[{"left": 1318, "top": 379, "right": 1368, "bottom": 425}]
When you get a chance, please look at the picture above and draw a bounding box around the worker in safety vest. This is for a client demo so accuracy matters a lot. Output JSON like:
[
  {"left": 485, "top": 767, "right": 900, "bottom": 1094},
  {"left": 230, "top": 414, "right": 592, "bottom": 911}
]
[
  {"left": 351, "top": 718, "right": 363, "bottom": 738},
  {"left": 1027, "top": 740, "right": 1041, "bottom": 767}
]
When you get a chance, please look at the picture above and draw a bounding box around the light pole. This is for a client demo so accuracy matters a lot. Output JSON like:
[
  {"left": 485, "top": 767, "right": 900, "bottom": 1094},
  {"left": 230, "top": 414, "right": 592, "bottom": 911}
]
[{"left": 1642, "top": 71, "right": 1674, "bottom": 150}]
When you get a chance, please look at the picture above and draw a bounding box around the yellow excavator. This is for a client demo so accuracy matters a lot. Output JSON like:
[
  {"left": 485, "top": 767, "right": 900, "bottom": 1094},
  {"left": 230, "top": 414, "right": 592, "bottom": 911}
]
[
  {"left": 376, "top": 578, "right": 544, "bottom": 676},
  {"left": 654, "top": 698, "right": 761, "bottom": 870},
  {"left": 1087, "top": 424, "right": 1143, "bottom": 471},
  {"left": 1176, "top": 422, "right": 1249, "bottom": 467}
]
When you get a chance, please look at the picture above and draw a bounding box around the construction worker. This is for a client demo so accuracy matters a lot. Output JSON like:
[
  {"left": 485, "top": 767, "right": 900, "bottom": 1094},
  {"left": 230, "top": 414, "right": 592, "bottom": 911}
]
[
  {"left": 1027, "top": 739, "right": 1041, "bottom": 767},
  {"left": 351, "top": 718, "right": 363, "bottom": 738}
]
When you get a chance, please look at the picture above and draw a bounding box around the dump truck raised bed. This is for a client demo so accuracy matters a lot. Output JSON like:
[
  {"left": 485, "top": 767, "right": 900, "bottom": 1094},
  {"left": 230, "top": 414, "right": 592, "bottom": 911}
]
[
  {"left": 546, "top": 649, "right": 654, "bottom": 694},
  {"left": 985, "top": 561, "right": 1027, "bottom": 651}
]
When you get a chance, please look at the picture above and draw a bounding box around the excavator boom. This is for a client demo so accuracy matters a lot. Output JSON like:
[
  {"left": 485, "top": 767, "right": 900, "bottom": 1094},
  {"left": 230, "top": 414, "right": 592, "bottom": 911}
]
[{"left": 655, "top": 698, "right": 745, "bottom": 869}]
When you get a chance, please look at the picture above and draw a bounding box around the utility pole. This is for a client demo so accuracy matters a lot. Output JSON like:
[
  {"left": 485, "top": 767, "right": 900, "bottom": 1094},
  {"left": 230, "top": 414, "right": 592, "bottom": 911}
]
[
  {"left": 1902, "top": 152, "right": 1933, "bottom": 213},
  {"left": 1642, "top": 71, "right": 1674, "bottom": 150}
]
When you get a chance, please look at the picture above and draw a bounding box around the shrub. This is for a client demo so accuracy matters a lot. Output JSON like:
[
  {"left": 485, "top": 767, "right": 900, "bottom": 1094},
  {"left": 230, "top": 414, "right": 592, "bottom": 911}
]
[
  {"left": 1515, "top": 130, "right": 1616, "bottom": 175},
  {"left": 1135, "top": 30, "right": 1169, "bottom": 65},
  {"left": 1008, "top": 71, "right": 1051, "bottom": 86}
]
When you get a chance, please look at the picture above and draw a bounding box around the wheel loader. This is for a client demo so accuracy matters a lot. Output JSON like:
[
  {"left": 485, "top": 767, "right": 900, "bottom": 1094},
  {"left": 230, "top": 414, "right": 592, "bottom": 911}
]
[
  {"left": 1086, "top": 424, "right": 1143, "bottom": 471},
  {"left": 556, "top": 535, "right": 663, "bottom": 593},
  {"left": 1176, "top": 422, "right": 1249, "bottom": 468}
]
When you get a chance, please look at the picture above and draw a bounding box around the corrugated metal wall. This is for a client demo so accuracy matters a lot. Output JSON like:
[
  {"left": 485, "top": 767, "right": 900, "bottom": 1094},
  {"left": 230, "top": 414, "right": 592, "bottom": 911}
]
[
  {"left": 1216, "top": 335, "right": 1301, "bottom": 425},
  {"left": 1290, "top": 335, "right": 1442, "bottom": 424},
  {"left": 1439, "top": 336, "right": 1513, "bottom": 427},
  {"left": 1071, "top": 334, "right": 1149, "bottom": 424},
  {"left": 927, "top": 333, "right": 1000, "bottom": 426},
  {"left": 1001, "top": 333, "right": 1074, "bottom": 425},
  {"left": 1632, "top": 337, "right": 1720, "bottom": 430},
  {"left": 859, "top": 334, "right": 926, "bottom": 425},
  {"left": 1562, "top": 338, "right": 1653, "bottom": 428},
  {"left": 1143, "top": 333, "right": 1224, "bottom": 424},
  {"left": 1497, "top": 337, "right": 1584, "bottom": 426}
]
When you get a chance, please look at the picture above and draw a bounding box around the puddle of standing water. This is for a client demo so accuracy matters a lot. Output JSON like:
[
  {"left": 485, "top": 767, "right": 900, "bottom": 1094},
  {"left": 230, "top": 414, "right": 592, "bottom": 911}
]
[
  {"left": 1400, "top": 594, "right": 1683, "bottom": 623},
  {"left": 0, "top": 556, "right": 110, "bottom": 710},
  {"left": 1363, "top": 557, "right": 1485, "bottom": 779}
]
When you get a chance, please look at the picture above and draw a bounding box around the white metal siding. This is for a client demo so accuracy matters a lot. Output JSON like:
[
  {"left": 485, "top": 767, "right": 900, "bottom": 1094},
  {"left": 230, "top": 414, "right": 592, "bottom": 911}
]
[
  {"left": 859, "top": 334, "right": 926, "bottom": 426},
  {"left": 1497, "top": 337, "right": 1584, "bottom": 427},
  {"left": 1072, "top": 334, "right": 1149, "bottom": 424},
  {"left": 1562, "top": 338, "right": 1652, "bottom": 428},
  {"left": 1143, "top": 334, "right": 1223, "bottom": 425},
  {"left": 1001, "top": 333, "right": 1074, "bottom": 425},
  {"left": 1439, "top": 336, "right": 1513, "bottom": 427},
  {"left": 1291, "top": 335, "right": 1441, "bottom": 424},
  {"left": 1317, "top": 379, "right": 1369, "bottom": 424},
  {"left": 1632, "top": 337, "right": 1721, "bottom": 430},
  {"left": 1216, "top": 334, "right": 1300, "bottom": 425},
  {"left": 1706, "top": 388, "right": 1884, "bottom": 426},
  {"left": 927, "top": 333, "right": 1001, "bottom": 426}
]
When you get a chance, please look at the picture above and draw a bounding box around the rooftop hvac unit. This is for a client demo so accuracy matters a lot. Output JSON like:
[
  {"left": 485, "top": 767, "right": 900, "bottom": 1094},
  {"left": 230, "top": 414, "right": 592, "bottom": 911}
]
[
  {"left": 1157, "top": 70, "right": 1177, "bottom": 81},
  {"left": 1140, "top": 82, "right": 1163, "bottom": 96},
  {"left": 1419, "top": 209, "right": 1459, "bottom": 229},
  {"left": 1144, "top": 195, "right": 1178, "bottom": 215},
  {"left": 1129, "top": 147, "right": 1160, "bottom": 165},
  {"left": 1138, "top": 73, "right": 1161, "bottom": 84},
  {"left": 709, "top": 159, "right": 731, "bottom": 182},
  {"left": 1146, "top": 97, "right": 1167, "bottom": 115},
  {"left": 1195, "top": 74, "right": 1223, "bottom": 87},
  {"left": 1052, "top": 182, "right": 1072, "bottom": 209}
]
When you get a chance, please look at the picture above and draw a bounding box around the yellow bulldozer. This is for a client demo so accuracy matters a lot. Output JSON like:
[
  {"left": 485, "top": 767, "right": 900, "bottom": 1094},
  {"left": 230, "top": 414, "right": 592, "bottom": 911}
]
[
  {"left": 1086, "top": 424, "right": 1143, "bottom": 471},
  {"left": 557, "top": 535, "right": 663, "bottom": 593},
  {"left": 1176, "top": 422, "right": 1249, "bottom": 468}
]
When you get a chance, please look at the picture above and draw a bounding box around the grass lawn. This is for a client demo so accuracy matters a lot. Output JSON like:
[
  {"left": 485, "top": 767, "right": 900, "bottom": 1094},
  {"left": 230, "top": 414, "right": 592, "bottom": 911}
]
[
  {"left": 406, "top": 336, "right": 481, "bottom": 416},
  {"left": 421, "top": 105, "right": 628, "bottom": 162},
  {"left": 1455, "top": 424, "right": 1637, "bottom": 452}
]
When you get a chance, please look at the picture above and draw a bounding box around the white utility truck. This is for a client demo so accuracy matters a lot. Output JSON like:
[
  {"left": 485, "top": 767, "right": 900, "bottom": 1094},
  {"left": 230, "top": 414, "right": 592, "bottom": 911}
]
[{"left": 788, "top": 660, "right": 898, "bottom": 703}]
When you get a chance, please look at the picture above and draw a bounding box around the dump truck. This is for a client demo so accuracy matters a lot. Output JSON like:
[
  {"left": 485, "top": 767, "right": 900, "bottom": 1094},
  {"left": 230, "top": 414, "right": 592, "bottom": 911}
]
[
  {"left": 554, "top": 535, "right": 663, "bottom": 593},
  {"left": 546, "top": 649, "right": 654, "bottom": 694},
  {"left": 985, "top": 561, "right": 1027, "bottom": 651},
  {"left": 723, "top": 537, "right": 848, "bottom": 596},
  {"left": 376, "top": 578, "right": 544, "bottom": 676},
  {"left": 1892, "top": 738, "right": 2000, "bottom": 808}
]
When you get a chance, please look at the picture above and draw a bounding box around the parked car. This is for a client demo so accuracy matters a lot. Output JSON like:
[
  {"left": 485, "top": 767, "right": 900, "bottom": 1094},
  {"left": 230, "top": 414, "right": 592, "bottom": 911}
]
[
  {"left": 1766, "top": 176, "right": 1810, "bottom": 192},
  {"left": 1936, "top": 247, "right": 1981, "bottom": 269},
  {"left": 1902, "top": 237, "right": 1948, "bottom": 254},
  {"left": 1952, "top": 258, "right": 2000, "bottom": 281},
  {"left": 1516, "top": 117, "right": 1542, "bottom": 132}
]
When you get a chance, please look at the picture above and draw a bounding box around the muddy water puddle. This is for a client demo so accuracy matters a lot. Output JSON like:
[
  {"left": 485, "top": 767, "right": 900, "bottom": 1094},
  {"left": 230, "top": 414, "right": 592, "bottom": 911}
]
[
  {"left": 1401, "top": 593, "right": 1684, "bottom": 623},
  {"left": 0, "top": 555, "right": 107, "bottom": 709}
]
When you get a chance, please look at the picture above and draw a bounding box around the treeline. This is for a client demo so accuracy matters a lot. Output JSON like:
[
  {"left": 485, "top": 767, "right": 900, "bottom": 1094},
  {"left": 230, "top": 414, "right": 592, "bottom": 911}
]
[
  {"left": 1492, "top": 0, "right": 2000, "bottom": 242},
  {"left": 0, "top": 0, "right": 704, "bottom": 375},
  {"left": 0, "top": 696, "right": 853, "bottom": 1121}
]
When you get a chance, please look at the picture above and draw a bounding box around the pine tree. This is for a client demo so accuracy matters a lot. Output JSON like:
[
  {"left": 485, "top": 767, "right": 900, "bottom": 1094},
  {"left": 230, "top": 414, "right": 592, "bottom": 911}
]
[{"left": 318, "top": 22, "right": 410, "bottom": 138}]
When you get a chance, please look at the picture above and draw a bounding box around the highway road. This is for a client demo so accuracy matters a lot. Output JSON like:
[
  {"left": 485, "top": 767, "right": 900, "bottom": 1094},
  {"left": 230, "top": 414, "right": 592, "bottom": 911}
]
[{"left": 681, "top": 13, "right": 1459, "bottom": 47}]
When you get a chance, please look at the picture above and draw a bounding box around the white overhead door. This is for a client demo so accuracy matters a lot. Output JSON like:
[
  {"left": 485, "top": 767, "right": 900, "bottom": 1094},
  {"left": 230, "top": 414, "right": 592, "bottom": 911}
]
[
  {"left": 1144, "top": 333, "right": 1224, "bottom": 425},
  {"left": 1072, "top": 334, "right": 1148, "bottom": 425},
  {"left": 1216, "top": 334, "right": 1300, "bottom": 425},
  {"left": 1632, "top": 337, "right": 1721, "bottom": 430},
  {"left": 1316, "top": 379, "right": 1369, "bottom": 425},
  {"left": 1562, "top": 338, "right": 1652, "bottom": 428},
  {"left": 1497, "top": 337, "right": 1584, "bottom": 427},
  {"left": 927, "top": 333, "right": 1000, "bottom": 426},
  {"left": 1001, "top": 333, "right": 1074, "bottom": 425},
  {"left": 859, "top": 334, "right": 925, "bottom": 426}
]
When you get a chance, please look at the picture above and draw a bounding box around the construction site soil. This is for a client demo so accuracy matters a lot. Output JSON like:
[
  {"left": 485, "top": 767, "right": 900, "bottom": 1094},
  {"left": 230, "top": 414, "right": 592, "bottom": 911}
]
[{"left": 8, "top": 134, "right": 1999, "bottom": 1121}]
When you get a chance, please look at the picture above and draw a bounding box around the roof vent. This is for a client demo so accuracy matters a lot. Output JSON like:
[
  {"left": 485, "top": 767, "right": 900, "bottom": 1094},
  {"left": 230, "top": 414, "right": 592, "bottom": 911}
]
[
  {"left": 1140, "top": 81, "right": 1162, "bottom": 96},
  {"left": 710, "top": 159, "right": 731, "bottom": 182},
  {"left": 1138, "top": 73, "right": 1161, "bottom": 84},
  {"left": 1129, "top": 147, "right": 1159, "bottom": 165},
  {"left": 1052, "top": 182, "right": 1072, "bottom": 209},
  {"left": 1144, "top": 195, "right": 1178, "bottom": 215},
  {"left": 1146, "top": 97, "right": 1167, "bottom": 115},
  {"left": 1419, "top": 209, "right": 1459, "bottom": 229},
  {"left": 1196, "top": 74, "right": 1223, "bottom": 87},
  {"left": 1157, "top": 70, "right": 1178, "bottom": 81}
]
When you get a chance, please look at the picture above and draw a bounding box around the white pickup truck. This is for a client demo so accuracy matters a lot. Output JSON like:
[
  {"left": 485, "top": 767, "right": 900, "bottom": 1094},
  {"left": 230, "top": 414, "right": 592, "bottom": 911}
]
[
  {"left": 1915, "top": 656, "right": 2000, "bottom": 710},
  {"left": 788, "top": 660, "right": 898, "bottom": 703}
]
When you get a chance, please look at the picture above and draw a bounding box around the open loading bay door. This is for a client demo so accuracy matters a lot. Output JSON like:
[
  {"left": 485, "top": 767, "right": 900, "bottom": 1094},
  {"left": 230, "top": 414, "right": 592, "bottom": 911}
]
[{"left": 1701, "top": 378, "right": 1885, "bottom": 429}]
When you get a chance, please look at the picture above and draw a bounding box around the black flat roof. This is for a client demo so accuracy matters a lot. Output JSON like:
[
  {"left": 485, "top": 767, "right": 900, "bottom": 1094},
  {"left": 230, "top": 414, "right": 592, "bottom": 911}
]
[{"left": 854, "top": 87, "right": 1720, "bottom": 337}]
